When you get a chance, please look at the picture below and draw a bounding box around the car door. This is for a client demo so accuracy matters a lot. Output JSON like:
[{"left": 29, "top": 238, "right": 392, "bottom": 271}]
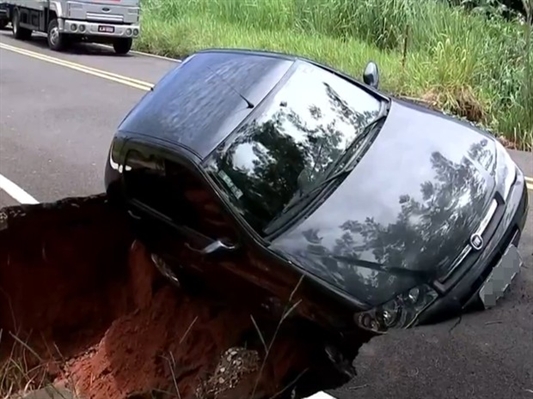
[
  {"left": 121, "top": 145, "right": 258, "bottom": 292},
  {"left": 120, "top": 142, "right": 325, "bottom": 322}
]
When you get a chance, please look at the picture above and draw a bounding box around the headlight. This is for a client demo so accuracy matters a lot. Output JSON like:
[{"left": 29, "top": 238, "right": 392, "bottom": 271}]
[
  {"left": 495, "top": 140, "right": 517, "bottom": 200},
  {"left": 354, "top": 284, "right": 438, "bottom": 333}
]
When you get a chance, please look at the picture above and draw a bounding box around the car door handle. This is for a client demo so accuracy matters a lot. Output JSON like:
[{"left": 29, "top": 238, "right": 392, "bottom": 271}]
[
  {"left": 127, "top": 209, "right": 142, "bottom": 220},
  {"left": 185, "top": 239, "right": 236, "bottom": 255}
]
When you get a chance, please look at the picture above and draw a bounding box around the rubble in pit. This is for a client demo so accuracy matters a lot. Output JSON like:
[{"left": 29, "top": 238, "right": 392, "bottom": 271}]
[{"left": 0, "top": 195, "right": 362, "bottom": 399}]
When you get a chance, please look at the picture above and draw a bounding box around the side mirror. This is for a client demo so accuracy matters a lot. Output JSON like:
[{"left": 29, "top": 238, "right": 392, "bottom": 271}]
[
  {"left": 186, "top": 239, "right": 237, "bottom": 255},
  {"left": 363, "top": 62, "right": 380, "bottom": 89}
]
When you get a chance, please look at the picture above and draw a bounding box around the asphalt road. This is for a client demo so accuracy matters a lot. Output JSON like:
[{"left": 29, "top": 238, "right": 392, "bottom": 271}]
[{"left": 1, "top": 30, "right": 532, "bottom": 399}]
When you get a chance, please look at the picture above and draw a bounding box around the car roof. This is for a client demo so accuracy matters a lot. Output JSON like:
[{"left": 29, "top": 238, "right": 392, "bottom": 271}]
[{"left": 116, "top": 49, "right": 297, "bottom": 161}]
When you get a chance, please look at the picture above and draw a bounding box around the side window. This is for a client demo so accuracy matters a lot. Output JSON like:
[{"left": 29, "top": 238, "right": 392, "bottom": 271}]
[{"left": 123, "top": 149, "right": 237, "bottom": 241}]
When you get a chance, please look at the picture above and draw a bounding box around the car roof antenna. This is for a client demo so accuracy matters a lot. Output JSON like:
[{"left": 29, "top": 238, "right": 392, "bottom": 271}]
[{"left": 206, "top": 66, "right": 255, "bottom": 109}]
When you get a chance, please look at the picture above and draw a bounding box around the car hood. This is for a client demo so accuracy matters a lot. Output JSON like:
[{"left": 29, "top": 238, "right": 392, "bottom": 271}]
[{"left": 270, "top": 99, "right": 498, "bottom": 307}]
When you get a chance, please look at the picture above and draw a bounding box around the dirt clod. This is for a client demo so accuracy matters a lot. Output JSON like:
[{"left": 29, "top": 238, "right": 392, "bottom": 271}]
[{"left": 198, "top": 347, "right": 260, "bottom": 398}]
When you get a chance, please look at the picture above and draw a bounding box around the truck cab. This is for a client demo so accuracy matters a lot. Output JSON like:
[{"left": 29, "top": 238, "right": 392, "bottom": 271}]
[{"left": 0, "top": 0, "right": 141, "bottom": 54}]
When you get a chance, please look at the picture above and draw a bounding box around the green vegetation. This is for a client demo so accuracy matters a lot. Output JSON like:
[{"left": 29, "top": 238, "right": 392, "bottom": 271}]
[{"left": 136, "top": 0, "right": 533, "bottom": 150}]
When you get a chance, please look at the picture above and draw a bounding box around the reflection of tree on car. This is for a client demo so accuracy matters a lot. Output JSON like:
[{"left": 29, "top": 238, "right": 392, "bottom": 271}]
[
  {"left": 294, "top": 140, "right": 493, "bottom": 305},
  {"left": 204, "top": 64, "right": 380, "bottom": 236}
]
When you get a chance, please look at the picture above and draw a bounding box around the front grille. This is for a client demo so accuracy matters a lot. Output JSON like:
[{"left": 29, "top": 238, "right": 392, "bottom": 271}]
[
  {"left": 468, "top": 226, "right": 518, "bottom": 298},
  {"left": 86, "top": 12, "right": 124, "bottom": 23},
  {"left": 438, "top": 198, "right": 502, "bottom": 284}
]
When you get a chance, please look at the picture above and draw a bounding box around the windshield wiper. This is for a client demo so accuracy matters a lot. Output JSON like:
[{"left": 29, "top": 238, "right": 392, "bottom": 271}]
[
  {"left": 331, "top": 113, "right": 387, "bottom": 170},
  {"left": 262, "top": 165, "right": 356, "bottom": 236},
  {"left": 284, "top": 168, "right": 355, "bottom": 213},
  {"left": 279, "top": 115, "right": 387, "bottom": 216},
  {"left": 331, "top": 255, "right": 434, "bottom": 283}
]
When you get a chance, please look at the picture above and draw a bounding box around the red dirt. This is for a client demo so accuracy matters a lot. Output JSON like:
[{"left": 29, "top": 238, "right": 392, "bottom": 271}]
[{"left": 0, "top": 195, "right": 357, "bottom": 399}]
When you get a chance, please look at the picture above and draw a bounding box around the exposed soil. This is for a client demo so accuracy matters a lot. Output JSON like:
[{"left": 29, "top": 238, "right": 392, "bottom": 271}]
[{"left": 0, "top": 195, "right": 359, "bottom": 399}]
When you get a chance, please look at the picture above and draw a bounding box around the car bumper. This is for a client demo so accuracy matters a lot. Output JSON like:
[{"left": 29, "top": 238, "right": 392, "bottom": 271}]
[
  {"left": 59, "top": 19, "right": 140, "bottom": 39},
  {"left": 417, "top": 172, "right": 529, "bottom": 325}
]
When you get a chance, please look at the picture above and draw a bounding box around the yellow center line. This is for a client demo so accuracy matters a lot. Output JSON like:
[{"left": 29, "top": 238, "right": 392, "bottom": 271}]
[
  {"left": 0, "top": 42, "right": 153, "bottom": 91},
  {"left": 1, "top": 42, "right": 533, "bottom": 191}
]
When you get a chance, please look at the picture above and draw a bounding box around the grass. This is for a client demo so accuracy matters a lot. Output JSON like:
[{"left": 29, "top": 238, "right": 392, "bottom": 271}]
[
  {"left": 135, "top": 0, "right": 533, "bottom": 150},
  {"left": 0, "top": 330, "right": 77, "bottom": 399}
]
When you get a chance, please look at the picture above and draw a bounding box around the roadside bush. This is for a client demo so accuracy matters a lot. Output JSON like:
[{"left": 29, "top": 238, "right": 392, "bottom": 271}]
[
  {"left": 447, "top": 0, "right": 528, "bottom": 19},
  {"left": 137, "top": 0, "right": 532, "bottom": 150}
]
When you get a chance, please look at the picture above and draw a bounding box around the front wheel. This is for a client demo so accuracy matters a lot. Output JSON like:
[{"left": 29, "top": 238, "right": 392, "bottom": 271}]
[
  {"left": 12, "top": 9, "right": 32, "bottom": 40},
  {"left": 47, "top": 19, "right": 69, "bottom": 51},
  {"left": 113, "top": 38, "right": 132, "bottom": 55}
]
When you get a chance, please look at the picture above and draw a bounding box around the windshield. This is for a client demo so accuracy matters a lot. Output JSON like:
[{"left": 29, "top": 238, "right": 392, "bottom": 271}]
[{"left": 203, "top": 61, "right": 383, "bottom": 237}]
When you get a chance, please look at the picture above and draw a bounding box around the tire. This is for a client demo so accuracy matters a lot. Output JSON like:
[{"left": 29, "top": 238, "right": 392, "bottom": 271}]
[
  {"left": 12, "top": 9, "right": 32, "bottom": 40},
  {"left": 0, "top": 19, "right": 8, "bottom": 30},
  {"left": 47, "top": 19, "right": 69, "bottom": 51},
  {"left": 113, "top": 38, "right": 132, "bottom": 55}
]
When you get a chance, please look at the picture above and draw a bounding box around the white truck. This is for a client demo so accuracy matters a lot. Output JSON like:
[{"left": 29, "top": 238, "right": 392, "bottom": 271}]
[{"left": 0, "top": 0, "right": 140, "bottom": 54}]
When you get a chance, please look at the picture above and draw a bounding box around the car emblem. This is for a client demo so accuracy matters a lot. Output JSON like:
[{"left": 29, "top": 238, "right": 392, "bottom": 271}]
[{"left": 470, "top": 233, "right": 484, "bottom": 251}]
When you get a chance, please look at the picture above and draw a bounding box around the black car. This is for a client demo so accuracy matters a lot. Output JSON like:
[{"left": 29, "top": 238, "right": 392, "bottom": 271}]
[{"left": 105, "top": 48, "right": 529, "bottom": 337}]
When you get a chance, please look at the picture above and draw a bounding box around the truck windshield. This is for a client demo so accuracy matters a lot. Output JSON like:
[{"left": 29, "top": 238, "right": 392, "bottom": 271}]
[{"left": 203, "top": 61, "right": 383, "bottom": 237}]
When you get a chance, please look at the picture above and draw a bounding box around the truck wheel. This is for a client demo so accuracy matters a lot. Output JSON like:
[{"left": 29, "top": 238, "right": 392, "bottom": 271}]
[
  {"left": 47, "top": 19, "right": 69, "bottom": 51},
  {"left": 12, "top": 9, "right": 32, "bottom": 40},
  {"left": 0, "top": 19, "right": 8, "bottom": 30},
  {"left": 113, "top": 38, "right": 132, "bottom": 55}
]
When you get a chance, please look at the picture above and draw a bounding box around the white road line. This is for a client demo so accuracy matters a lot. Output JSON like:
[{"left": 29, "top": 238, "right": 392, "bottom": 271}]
[
  {"left": 95, "top": 44, "right": 182, "bottom": 62},
  {"left": 0, "top": 174, "right": 39, "bottom": 204},
  {"left": 305, "top": 393, "right": 337, "bottom": 399},
  {"left": 130, "top": 49, "right": 183, "bottom": 62}
]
